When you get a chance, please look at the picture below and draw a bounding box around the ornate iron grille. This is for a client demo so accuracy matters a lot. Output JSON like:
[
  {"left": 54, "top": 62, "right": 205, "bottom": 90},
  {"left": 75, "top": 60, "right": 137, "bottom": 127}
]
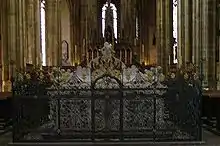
[{"left": 12, "top": 87, "right": 202, "bottom": 142}]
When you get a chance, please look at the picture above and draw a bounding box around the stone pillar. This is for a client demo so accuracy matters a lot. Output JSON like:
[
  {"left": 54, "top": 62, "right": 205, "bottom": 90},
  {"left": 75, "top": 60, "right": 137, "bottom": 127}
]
[
  {"left": 164, "top": 0, "right": 173, "bottom": 71},
  {"left": 66, "top": 0, "right": 73, "bottom": 65},
  {"left": 26, "top": 0, "right": 35, "bottom": 65},
  {"left": 156, "top": 0, "right": 163, "bottom": 66},
  {"left": 201, "top": 0, "right": 209, "bottom": 87},
  {"left": 80, "top": 0, "right": 86, "bottom": 59},
  {"left": 1, "top": 0, "right": 10, "bottom": 91},
  {"left": 16, "top": 0, "right": 26, "bottom": 69},
  {"left": 207, "top": 0, "right": 216, "bottom": 89},
  {"left": 120, "top": 0, "right": 136, "bottom": 43},
  {"left": 87, "top": 0, "right": 98, "bottom": 43},
  {"left": 177, "top": 0, "right": 193, "bottom": 67},
  {"left": 34, "top": 0, "right": 41, "bottom": 66},
  {"left": 24, "top": 0, "right": 41, "bottom": 66},
  {"left": 7, "top": 0, "right": 17, "bottom": 77},
  {"left": 156, "top": 0, "right": 172, "bottom": 74},
  {"left": 217, "top": 2, "right": 220, "bottom": 89},
  {"left": 183, "top": 0, "right": 192, "bottom": 63},
  {"left": 192, "top": 0, "right": 215, "bottom": 88},
  {"left": 192, "top": 0, "right": 200, "bottom": 66},
  {"left": 45, "top": 0, "right": 61, "bottom": 66}
]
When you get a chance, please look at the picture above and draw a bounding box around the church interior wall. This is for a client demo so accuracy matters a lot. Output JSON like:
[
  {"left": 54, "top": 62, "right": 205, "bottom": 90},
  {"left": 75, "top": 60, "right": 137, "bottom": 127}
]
[
  {"left": 141, "top": 0, "right": 156, "bottom": 65},
  {"left": 0, "top": 0, "right": 219, "bottom": 90},
  {"left": 61, "top": 0, "right": 71, "bottom": 63}
]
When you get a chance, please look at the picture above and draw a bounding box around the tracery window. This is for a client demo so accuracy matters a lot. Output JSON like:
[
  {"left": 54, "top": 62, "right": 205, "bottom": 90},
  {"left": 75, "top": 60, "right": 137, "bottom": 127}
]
[
  {"left": 40, "top": 0, "right": 46, "bottom": 66},
  {"left": 102, "top": 2, "right": 117, "bottom": 40},
  {"left": 173, "top": 0, "right": 178, "bottom": 63}
]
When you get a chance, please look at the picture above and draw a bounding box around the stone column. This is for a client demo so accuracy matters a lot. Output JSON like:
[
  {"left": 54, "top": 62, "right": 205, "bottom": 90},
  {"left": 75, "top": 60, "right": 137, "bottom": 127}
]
[
  {"left": 183, "top": 0, "right": 192, "bottom": 63},
  {"left": 156, "top": 0, "right": 163, "bottom": 66},
  {"left": 87, "top": 0, "right": 97, "bottom": 43},
  {"left": 192, "top": 0, "right": 213, "bottom": 88},
  {"left": 207, "top": 0, "right": 216, "bottom": 89},
  {"left": 80, "top": 0, "right": 86, "bottom": 59},
  {"left": 34, "top": 0, "right": 41, "bottom": 66},
  {"left": 71, "top": 0, "right": 80, "bottom": 64},
  {"left": 164, "top": 0, "right": 173, "bottom": 72},
  {"left": 45, "top": 0, "right": 61, "bottom": 66},
  {"left": 201, "top": 0, "right": 209, "bottom": 87},
  {"left": 16, "top": 0, "right": 26, "bottom": 69},
  {"left": 192, "top": 0, "right": 200, "bottom": 65},
  {"left": 7, "top": 0, "right": 17, "bottom": 77},
  {"left": 156, "top": 0, "right": 172, "bottom": 74},
  {"left": 177, "top": 0, "right": 193, "bottom": 67},
  {"left": 25, "top": 0, "right": 41, "bottom": 66},
  {"left": 1, "top": 0, "right": 10, "bottom": 91},
  {"left": 66, "top": 0, "right": 74, "bottom": 64},
  {"left": 26, "top": 0, "right": 35, "bottom": 65},
  {"left": 120, "top": 0, "right": 136, "bottom": 43},
  {"left": 217, "top": 2, "right": 220, "bottom": 89}
]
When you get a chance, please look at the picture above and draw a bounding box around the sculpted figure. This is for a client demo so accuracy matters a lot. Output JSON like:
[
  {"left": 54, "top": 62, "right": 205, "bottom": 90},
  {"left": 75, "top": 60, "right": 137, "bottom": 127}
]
[{"left": 101, "top": 42, "right": 115, "bottom": 59}]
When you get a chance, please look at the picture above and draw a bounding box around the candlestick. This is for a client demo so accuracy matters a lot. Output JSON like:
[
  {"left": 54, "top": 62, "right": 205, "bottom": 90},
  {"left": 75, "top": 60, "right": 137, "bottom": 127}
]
[{"left": 87, "top": 52, "right": 89, "bottom": 64}]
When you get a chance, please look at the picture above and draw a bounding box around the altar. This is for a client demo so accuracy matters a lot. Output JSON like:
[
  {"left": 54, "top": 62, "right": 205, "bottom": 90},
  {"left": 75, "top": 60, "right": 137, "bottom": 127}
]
[{"left": 12, "top": 42, "right": 202, "bottom": 143}]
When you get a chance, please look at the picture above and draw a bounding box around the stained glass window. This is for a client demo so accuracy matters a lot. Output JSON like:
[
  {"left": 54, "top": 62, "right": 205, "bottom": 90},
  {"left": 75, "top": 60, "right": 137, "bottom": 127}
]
[{"left": 102, "top": 2, "right": 117, "bottom": 40}]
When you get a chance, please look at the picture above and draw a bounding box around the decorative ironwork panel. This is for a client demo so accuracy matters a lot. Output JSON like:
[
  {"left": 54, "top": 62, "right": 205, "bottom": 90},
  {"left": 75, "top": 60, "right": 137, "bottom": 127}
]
[
  {"left": 123, "top": 92, "right": 154, "bottom": 130},
  {"left": 94, "top": 99, "right": 105, "bottom": 131},
  {"left": 59, "top": 98, "right": 91, "bottom": 130},
  {"left": 94, "top": 99, "right": 120, "bottom": 131},
  {"left": 107, "top": 99, "right": 120, "bottom": 130}
]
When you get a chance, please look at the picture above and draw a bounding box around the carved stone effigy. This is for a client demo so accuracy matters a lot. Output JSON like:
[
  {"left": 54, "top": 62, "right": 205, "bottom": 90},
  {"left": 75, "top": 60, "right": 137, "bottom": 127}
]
[{"left": 47, "top": 42, "right": 169, "bottom": 133}]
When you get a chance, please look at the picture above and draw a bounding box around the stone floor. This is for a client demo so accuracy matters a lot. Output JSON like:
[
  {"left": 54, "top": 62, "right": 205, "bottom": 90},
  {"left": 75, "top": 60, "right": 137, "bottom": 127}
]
[{"left": 1, "top": 130, "right": 220, "bottom": 146}]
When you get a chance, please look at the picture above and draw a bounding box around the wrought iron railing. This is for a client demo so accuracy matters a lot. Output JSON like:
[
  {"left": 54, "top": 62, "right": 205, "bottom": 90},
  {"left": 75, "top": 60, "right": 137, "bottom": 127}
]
[{"left": 12, "top": 87, "right": 202, "bottom": 143}]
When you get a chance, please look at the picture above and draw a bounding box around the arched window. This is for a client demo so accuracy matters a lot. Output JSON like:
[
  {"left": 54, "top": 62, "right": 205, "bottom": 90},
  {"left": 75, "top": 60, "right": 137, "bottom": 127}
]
[
  {"left": 173, "top": 0, "right": 178, "bottom": 63},
  {"left": 102, "top": 2, "right": 117, "bottom": 40},
  {"left": 40, "top": 0, "right": 46, "bottom": 66}
]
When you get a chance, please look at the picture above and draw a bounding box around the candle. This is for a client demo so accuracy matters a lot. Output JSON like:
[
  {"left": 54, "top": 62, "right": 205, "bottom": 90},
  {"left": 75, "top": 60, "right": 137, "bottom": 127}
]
[
  {"left": 83, "top": 39, "right": 85, "bottom": 54},
  {"left": 75, "top": 45, "right": 77, "bottom": 63},
  {"left": 142, "top": 44, "right": 144, "bottom": 62},
  {"left": 87, "top": 52, "right": 89, "bottom": 64},
  {"left": 24, "top": 57, "right": 26, "bottom": 68},
  {"left": 97, "top": 50, "right": 99, "bottom": 57},
  {"left": 168, "top": 56, "right": 170, "bottom": 65},
  {"left": 125, "top": 50, "right": 127, "bottom": 64}
]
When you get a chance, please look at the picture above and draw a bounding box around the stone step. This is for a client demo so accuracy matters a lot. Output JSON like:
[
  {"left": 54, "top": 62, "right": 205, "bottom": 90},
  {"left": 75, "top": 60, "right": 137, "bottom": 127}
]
[{"left": 8, "top": 141, "right": 205, "bottom": 146}]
